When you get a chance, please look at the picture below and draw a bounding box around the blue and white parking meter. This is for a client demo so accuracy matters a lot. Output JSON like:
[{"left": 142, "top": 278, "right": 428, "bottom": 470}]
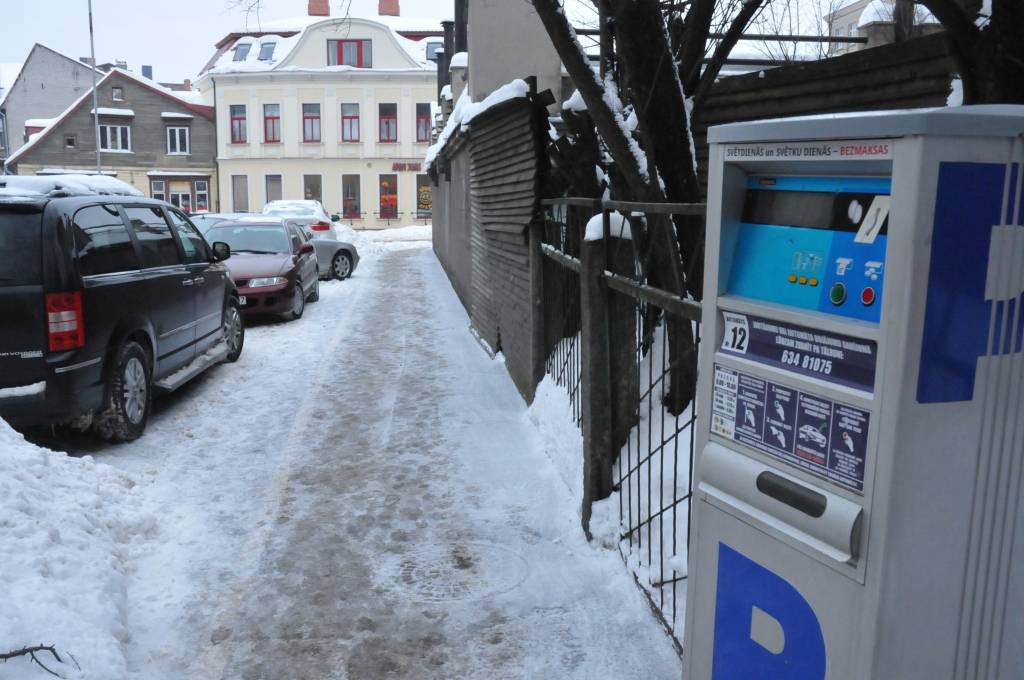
[{"left": 685, "top": 106, "right": 1024, "bottom": 680}]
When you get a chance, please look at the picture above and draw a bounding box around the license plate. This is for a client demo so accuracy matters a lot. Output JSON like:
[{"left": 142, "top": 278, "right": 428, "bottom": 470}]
[{"left": 239, "top": 296, "right": 247, "bottom": 306}]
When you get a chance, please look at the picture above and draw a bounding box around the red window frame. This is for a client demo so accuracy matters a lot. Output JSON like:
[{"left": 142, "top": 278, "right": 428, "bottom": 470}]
[
  {"left": 379, "top": 104, "right": 398, "bottom": 144},
  {"left": 263, "top": 105, "right": 280, "bottom": 143},
  {"left": 230, "top": 106, "right": 247, "bottom": 144},
  {"left": 416, "top": 113, "right": 431, "bottom": 142},
  {"left": 302, "top": 104, "right": 321, "bottom": 143},
  {"left": 341, "top": 104, "right": 360, "bottom": 143},
  {"left": 333, "top": 39, "right": 371, "bottom": 68}
]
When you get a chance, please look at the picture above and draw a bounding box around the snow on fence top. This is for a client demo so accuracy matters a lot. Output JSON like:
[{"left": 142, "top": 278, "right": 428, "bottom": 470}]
[
  {"left": 425, "top": 79, "right": 531, "bottom": 171},
  {"left": 0, "top": 174, "right": 144, "bottom": 200}
]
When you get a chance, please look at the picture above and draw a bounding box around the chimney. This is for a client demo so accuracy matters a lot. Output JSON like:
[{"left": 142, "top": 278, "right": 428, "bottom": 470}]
[
  {"left": 379, "top": 0, "right": 400, "bottom": 16},
  {"left": 307, "top": 0, "right": 329, "bottom": 16},
  {"left": 184, "top": 79, "right": 192, "bottom": 91}
]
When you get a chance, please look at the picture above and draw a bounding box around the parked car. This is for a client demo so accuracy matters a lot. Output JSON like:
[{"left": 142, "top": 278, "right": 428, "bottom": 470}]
[
  {"left": 191, "top": 212, "right": 248, "bottom": 235},
  {"left": 262, "top": 200, "right": 338, "bottom": 240},
  {"left": 0, "top": 175, "right": 244, "bottom": 442},
  {"left": 205, "top": 219, "right": 319, "bottom": 319},
  {"left": 257, "top": 205, "right": 359, "bottom": 280}
]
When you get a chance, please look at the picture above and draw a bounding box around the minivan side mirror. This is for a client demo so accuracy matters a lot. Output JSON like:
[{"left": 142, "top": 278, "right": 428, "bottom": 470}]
[
  {"left": 212, "top": 241, "right": 231, "bottom": 261},
  {"left": 330, "top": 214, "right": 340, "bottom": 222}
]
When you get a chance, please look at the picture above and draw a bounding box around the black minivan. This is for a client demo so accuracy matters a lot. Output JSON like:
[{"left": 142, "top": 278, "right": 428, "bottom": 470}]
[{"left": 0, "top": 176, "right": 244, "bottom": 442}]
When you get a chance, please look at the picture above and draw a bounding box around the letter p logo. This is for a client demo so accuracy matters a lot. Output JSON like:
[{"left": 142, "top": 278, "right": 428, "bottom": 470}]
[{"left": 712, "top": 544, "right": 826, "bottom": 680}]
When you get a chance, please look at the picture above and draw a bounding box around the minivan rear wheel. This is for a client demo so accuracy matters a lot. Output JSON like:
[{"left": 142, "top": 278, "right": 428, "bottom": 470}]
[{"left": 94, "top": 340, "right": 151, "bottom": 443}]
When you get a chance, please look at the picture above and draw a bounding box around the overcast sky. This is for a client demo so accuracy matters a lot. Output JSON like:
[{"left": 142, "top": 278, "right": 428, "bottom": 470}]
[{"left": 0, "top": 0, "right": 453, "bottom": 83}]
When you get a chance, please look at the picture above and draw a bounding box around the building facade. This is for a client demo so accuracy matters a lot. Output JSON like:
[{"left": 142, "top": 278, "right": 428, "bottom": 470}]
[
  {"left": 0, "top": 44, "right": 98, "bottom": 163},
  {"left": 195, "top": 1, "right": 439, "bottom": 228},
  {"left": 4, "top": 69, "right": 218, "bottom": 211},
  {"left": 827, "top": 0, "right": 941, "bottom": 55}
]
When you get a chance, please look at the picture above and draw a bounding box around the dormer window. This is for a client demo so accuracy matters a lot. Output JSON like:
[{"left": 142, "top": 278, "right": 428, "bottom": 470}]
[
  {"left": 233, "top": 43, "right": 251, "bottom": 62},
  {"left": 426, "top": 42, "right": 442, "bottom": 62},
  {"left": 258, "top": 42, "right": 276, "bottom": 61},
  {"left": 328, "top": 39, "right": 372, "bottom": 68}
]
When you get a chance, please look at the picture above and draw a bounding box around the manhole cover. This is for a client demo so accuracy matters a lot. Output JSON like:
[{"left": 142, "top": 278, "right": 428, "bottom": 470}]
[{"left": 376, "top": 541, "right": 529, "bottom": 603}]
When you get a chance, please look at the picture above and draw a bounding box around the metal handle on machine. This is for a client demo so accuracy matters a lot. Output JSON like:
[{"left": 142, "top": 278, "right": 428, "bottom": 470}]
[
  {"left": 756, "top": 471, "right": 827, "bottom": 518},
  {"left": 699, "top": 442, "right": 863, "bottom": 563}
]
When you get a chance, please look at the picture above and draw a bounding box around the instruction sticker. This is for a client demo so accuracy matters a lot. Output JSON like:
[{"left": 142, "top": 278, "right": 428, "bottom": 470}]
[
  {"left": 711, "top": 364, "right": 870, "bottom": 493},
  {"left": 719, "top": 312, "right": 877, "bottom": 392}
]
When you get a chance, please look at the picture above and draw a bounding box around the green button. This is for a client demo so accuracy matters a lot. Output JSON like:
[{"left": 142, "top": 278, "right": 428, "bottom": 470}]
[{"left": 830, "top": 283, "right": 847, "bottom": 306}]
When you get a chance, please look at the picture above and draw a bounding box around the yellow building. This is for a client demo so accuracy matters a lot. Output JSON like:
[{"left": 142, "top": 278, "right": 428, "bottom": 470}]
[{"left": 195, "top": 1, "right": 440, "bottom": 229}]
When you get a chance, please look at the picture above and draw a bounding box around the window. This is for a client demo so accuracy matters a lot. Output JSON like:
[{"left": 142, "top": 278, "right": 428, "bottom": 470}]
[
  {"left": 302, "top": 103, "right": 321, "bottom": 142},
  {"left": 341, "top": 103, "right": 360, "bottom": 142},
  {"left": 99, "top": 124, "right": 131, "bottom": 151},
  {"left": 342, "top": 175, "right": 361, "bottom": 218},
  {"left": 265, "top": 174, "right": 282, "bottom": 203},
  {"left": 258, "top": 42, "right": 276, "bottom": 61},
  {"left": 379, "top": 103, "right": 397, "bottom": 143},
  {"left": 233, "top": 43, "right": 251, "bottom": 62},
  {"left": 416, "top": 174, "right": 432, "bottom": 220},
  {"left": 194, "top": 180, "right": 210, "bottom": 212},
  {"left": 328, "top": 39, "right": 372, "bottom": 67},
  {"left": 150, "top": 180, "right": 166, "bottom": 201},
  {"left": 64, "top": 134, "right": 77, "bottom": 149},
  {"left": 288, "top": 225, "right": 303, "bottom": 253},
  {"left": 124, "top": 207, "right": 180, "bottom": 268},
  {"left": 426, "top": 42, "right": 443, "bottom": 62},
  {"left": 303, "top": 175, "right": 323, "bottom": 202},
  {"left": 416, "top": 103, "right": 431, "bottom": 143},
  {"left": 232, "top": 175, "right": 249, "bottom": 212},
  {"left": 167, "top": 209, "right": 209, "bottom": 264},
  {"left": 379, "top": 174, "right": 397, "bottom": 219},
  {"left": 166, "top": 126, "right": 190, "bottom": 154},
  {"left": 112, "top": 87, "right": 124, "bottom": 102},
  {"left": 263, "top": 103, "right": 280, "bottom": 143},
  {"left": 230, "top": 105, "right": 247, "bottom": 144},
  {"left": 73, "top": 205, "right": 139, "bottom": 276}
]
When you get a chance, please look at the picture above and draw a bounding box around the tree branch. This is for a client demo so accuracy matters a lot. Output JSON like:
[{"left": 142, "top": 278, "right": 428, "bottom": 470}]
[
  {"left": 679, "top": 0, "right": 717, "bottom": 93},
  {"left": 693, "top": 0, "right": 766, "bottom": 106},
  {"left": 1, "top": 645, "right": 67, "bottom": 678},
  {"left": 918, "top": 0, "right": 983, "bottom": 102}
]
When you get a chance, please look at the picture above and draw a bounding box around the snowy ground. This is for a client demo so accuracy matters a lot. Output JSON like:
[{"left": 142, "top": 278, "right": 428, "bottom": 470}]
[{"left": 5, "top": 244, "right": 682, "bottom": 679}]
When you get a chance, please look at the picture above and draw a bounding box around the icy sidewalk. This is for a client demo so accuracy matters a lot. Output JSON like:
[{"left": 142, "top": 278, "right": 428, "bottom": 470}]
[{"left": 192, "top": 248, "right": 682, "bottom": 679}]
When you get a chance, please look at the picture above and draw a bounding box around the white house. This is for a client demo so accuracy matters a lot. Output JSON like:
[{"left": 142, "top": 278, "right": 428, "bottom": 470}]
[{"left": 195, "top": 0, "right": 441, "bottom": 228}]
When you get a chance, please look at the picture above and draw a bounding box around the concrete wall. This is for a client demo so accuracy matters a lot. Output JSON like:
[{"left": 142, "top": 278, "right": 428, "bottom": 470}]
[
  {"left": 468, "top": 0, "right": 561, "bottom": 112},
  {"left": 1, "top": 45, "right": 96, "bottom": 159}
]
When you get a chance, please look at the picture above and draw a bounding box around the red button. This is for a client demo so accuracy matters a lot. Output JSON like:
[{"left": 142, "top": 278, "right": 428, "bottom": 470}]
[{"left": 861, "top": 287, "right": 876, "bottom": 306}]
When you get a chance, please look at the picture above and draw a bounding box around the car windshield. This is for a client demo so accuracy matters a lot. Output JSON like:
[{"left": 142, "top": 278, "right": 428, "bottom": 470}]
[
  {"left": 206, "top": 225, "right": 290, "bottom": 254},
  {"left": 190, "top": 215, "right": 228, "bottom": 233},
  {"left": 0, "top": 210, "right": 42, "bottom": 286}
]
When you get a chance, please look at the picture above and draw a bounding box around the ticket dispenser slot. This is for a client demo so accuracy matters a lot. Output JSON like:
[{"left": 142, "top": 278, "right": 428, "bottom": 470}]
[{"left": 686, "top": 108, "right": 1024, "bottom": 680}]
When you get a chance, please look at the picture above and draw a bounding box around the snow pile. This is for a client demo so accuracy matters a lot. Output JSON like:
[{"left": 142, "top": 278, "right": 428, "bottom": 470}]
[
  {"left": 563, "top": 89, "right": 587, "bottom": 113},
  {"left": 425, "top": 80, "right": 531, "bottom": 171},
  {"left": 335, "top": 222, "right": 387, "bottom": 255},
  {"left": 584, "top": 212, "right": 633, "bottom": 241},
  {"left": 448, "top": 51, "right": 468, "bottom": 69},
  {"left": 0, "top": 419, "right": 152, "bottom": 679},
  {"left": 526, "top": 364, "right": 585, "bottom": 502},
  {"left": 0, "top": 175, "right": 143, "bottom": 199}
]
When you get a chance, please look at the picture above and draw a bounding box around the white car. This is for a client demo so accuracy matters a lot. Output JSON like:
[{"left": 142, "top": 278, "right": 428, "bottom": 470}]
[
  {"left": 798, "top": 424, "right": 828, "bottom": 447},
  {"left": 262, "top": 200, "right": 338, "bottom": 240}
]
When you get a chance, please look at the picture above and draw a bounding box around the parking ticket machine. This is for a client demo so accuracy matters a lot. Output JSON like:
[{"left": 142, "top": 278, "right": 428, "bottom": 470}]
[{"left": 685, "top": 106, "right": 1024, "bottom": 680}]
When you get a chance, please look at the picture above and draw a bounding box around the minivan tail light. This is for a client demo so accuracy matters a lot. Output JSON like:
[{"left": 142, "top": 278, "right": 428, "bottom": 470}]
[
  {"left": 310, "top": 221, "right": 331, "bottom": 231},
  {"left": 46, "top": 292, "right": 85, "bottom": 351}
]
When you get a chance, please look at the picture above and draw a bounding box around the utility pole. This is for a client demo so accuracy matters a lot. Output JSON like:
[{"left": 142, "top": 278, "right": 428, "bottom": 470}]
[{"left": 88, "top": 0, "right": 101, "bottom": 174}]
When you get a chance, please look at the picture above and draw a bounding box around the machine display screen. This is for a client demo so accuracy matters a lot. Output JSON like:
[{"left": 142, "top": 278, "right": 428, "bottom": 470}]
[{"left": 727, "top": 176, "right": 891, "bottom": 323}]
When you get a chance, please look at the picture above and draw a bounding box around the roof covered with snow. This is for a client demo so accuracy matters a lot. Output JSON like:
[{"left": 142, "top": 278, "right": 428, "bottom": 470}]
[
  {"left": 0, "top": 174, "right": 144, "bottom": 201},
  {"left": 425, "top": 80, "right": 531, "bottom": 171}
]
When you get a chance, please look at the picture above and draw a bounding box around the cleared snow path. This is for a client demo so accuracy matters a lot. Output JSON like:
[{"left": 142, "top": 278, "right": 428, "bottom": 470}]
[{"left": 31, "top": 247, "right": 682, "bottom": 679}]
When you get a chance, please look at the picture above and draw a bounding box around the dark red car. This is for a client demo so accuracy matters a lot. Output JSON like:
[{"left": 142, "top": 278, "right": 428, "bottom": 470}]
[{"left": 205, "top": 219, "right": 320, "bottom": 320}]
